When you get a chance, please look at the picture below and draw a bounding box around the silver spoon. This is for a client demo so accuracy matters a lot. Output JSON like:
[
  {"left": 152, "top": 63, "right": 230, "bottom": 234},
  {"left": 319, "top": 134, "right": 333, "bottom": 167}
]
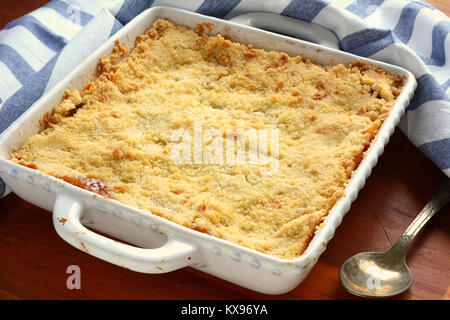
[{"left": 340, "top": 177, "right": 450, "bottom": 298}]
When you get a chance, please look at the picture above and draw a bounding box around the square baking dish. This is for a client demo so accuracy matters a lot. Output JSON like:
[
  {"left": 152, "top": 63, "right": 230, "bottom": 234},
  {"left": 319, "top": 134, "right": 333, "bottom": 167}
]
[{"left": 0, "top": 6, "right": 416, "bottom": 294}]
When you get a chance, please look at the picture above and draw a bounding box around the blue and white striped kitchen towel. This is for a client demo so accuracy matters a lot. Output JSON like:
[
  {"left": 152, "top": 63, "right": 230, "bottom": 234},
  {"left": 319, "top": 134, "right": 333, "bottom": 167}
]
[{"left": 0, "top": 0, "right": 449, "bottom": 196}]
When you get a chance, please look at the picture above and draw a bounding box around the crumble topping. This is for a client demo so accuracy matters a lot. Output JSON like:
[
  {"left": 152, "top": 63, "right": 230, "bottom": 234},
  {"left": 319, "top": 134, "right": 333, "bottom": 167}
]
[{"left": 11, "top": 19, "right": 404, "bottom": 259}]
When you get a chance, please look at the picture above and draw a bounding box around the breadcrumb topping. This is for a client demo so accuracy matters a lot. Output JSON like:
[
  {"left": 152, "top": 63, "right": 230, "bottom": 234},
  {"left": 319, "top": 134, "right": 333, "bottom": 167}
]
[{"left": 11, "top": 19, "right": 403, "bottom": 259}]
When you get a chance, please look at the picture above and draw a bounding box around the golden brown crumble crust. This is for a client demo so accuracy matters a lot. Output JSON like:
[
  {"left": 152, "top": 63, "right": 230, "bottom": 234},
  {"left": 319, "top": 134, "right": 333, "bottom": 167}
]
[{"left": 11, "top": 19, "right": 403, "bottom": 259}]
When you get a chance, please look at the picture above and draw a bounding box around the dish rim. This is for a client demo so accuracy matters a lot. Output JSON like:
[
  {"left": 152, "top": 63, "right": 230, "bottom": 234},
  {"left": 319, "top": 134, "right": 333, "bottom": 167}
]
[{"left": 0, "top": 6, "right": 417, "bottom": 266}]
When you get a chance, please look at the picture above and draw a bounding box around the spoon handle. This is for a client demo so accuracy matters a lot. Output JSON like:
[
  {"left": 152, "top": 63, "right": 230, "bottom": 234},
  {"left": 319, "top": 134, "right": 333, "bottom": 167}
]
[{"left": 388, "top": 177, "right": 450, "bottom": 258}]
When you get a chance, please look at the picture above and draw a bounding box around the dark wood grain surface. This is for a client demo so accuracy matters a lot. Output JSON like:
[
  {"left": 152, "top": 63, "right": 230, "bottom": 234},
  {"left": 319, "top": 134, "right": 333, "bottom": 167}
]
[{"left": 0, "top": 1, "right": 449, "bottom": 300}]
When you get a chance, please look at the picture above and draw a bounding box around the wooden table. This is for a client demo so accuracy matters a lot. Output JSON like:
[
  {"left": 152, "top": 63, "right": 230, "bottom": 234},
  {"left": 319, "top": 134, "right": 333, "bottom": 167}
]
[{"left": 0, "top": 1, "right": 449, "bottom": 300}]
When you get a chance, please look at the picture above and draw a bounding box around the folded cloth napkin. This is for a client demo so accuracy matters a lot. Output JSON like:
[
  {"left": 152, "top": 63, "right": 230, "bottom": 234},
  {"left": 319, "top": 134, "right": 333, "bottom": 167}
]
[{"left": 0, "top": 0, "right": 449, "bottom": 197}]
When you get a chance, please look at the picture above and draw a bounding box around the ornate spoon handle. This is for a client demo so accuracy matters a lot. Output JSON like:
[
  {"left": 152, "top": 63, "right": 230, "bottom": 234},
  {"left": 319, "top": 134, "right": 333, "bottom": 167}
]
[{"left": 388, "top": 177, "right": 450, "bottom": 258}]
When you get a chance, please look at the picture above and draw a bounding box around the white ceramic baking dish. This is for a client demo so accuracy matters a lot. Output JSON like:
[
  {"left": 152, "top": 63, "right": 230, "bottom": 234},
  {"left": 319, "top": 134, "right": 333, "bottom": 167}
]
[{"left": 0, "top": 6, "right": 416, "bottom": 294}]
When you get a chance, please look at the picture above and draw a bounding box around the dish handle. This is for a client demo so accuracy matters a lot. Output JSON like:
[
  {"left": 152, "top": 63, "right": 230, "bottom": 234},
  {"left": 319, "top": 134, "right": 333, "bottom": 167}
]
[
  {"left": 53, "top": 192, "right": 200, "bottom": 273},
  {"left": 229, "top": 12, "right": 340, "bottom": 50}
]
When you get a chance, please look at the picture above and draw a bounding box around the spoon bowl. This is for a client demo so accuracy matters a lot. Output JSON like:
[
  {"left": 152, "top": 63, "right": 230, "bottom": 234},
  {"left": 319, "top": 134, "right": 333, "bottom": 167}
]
[{"left": 339, "top": 251, "right": 412, "bottom": 298}]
